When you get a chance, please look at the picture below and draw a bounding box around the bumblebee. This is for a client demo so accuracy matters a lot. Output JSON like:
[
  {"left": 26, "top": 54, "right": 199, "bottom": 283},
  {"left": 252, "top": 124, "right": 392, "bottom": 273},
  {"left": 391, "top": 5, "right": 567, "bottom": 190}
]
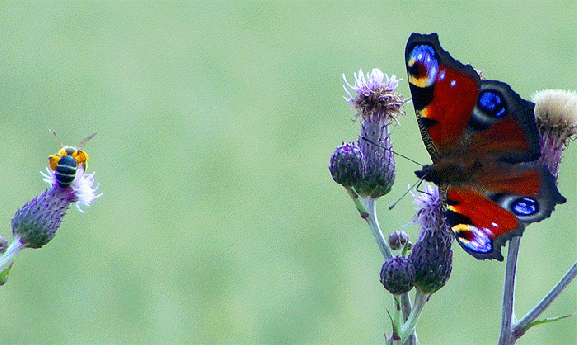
[{"left": 48, "top": 130, "right": 97, "bottom": 187}]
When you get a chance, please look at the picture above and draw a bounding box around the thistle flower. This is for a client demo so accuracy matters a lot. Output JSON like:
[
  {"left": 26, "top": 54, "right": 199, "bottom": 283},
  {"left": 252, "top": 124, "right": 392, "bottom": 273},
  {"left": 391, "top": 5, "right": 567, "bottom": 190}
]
[
  {"left": 0, "top": 167, "right": 101, "bottom": 272},
  {"left": 532, "top": 89, "right": 577, "bottom": 180},
  {"left": 41, "top": 167, "right": 101, "bottom": 212},
  {"left": 338, "top": 69, "right": 406, "bottom": 198},
  {"left": 409, "top": 185, "right": 453, "bottom": 294},
  {"left": 380, "top": 255, "right": 415, "bottom": 295},
  {"left": 343, "top": 69, "right": 405, "bottom": 122}
]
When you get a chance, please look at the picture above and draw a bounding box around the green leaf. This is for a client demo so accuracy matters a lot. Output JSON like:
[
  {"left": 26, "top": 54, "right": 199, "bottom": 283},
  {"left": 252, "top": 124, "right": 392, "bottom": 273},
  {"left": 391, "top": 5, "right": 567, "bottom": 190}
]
[
  {"left": 526, "top": 314, "right": 572, "bottom": 330},
  {"left": 0, "top": 264, "right": 12, "bottom": 286},
  {"left": 386, "top": 309, "right": 400, "bottom": 342}
]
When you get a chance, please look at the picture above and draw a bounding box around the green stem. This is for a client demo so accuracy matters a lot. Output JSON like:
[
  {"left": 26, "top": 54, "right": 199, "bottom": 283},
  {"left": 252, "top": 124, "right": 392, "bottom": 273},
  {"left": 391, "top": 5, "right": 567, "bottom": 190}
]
[
  {"left": 498, "top": 236, "right": 520, "bottom": 345},
  {"left": 345, "top": 187, "right": 369, "bottom": 218},
  {"left": 362, "top": 197, "right": 391, "bottom": 259},
  {"left": 513, "top": 260, "right": 577, "bottom": 338},
  {"left": 0, "top": 237, "right": 24, "bottom": 269},
  {"left": 400, "top": 293, "right": 416, "bottom": 344},
  {"left": 345, "top": 187, "right": 391, "bottom": 258},
  {"left": 398, "top": 289, "right": 429, "bottom": 344},
  {"left": 393, "top": 295, "right": 402, "bottom": 330},
  {"left": 346, "top": 187, "right": 410, "bottom": 342}
]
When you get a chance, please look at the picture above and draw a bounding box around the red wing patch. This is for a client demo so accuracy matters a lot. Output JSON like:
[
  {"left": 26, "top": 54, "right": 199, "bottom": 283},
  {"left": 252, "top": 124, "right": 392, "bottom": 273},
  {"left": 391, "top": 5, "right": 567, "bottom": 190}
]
[{"left": 445, "top": 187, "right": 522, "bottom": 261}]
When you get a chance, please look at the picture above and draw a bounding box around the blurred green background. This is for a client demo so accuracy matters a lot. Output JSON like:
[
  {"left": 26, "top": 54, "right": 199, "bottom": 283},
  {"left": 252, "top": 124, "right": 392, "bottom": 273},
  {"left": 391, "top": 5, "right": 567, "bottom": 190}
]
[{"left": 0, "top": 2, "right": 575, "bottom": 344}]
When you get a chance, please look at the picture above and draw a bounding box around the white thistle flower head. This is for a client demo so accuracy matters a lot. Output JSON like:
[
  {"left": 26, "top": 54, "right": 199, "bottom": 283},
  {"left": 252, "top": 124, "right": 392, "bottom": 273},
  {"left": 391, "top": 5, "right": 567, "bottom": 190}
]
[
  {"left": 41, "top": 167, "right": 102, "bottom": 212},
  {"left": 533, "top": 89, "right": 577, "bottom": 142},
  {"left": 530, "top": 89, "right": 577, "bottom": 179}
]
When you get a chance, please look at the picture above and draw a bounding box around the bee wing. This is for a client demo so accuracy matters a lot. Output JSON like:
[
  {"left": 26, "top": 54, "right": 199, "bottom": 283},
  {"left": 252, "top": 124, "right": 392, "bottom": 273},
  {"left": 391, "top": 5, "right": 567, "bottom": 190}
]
[{"left": 77, "top": 132, "right": 97, "bottom": 151}]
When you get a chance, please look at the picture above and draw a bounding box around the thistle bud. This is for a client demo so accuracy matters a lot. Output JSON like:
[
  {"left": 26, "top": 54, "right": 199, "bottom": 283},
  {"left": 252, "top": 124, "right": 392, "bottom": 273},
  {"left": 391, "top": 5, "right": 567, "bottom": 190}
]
[
  {"left": 388, "top": 230, "right": 409, "bottom": 251},
  {"left": 12, "top": 187, "right": 73, "bottom": 248},
  {"left": 11, "top": 168, "right": 102, "bottom": 249},
  {"left": 329, "top": 142, "right": 365, "bottom": 187},
  {"left": 380, "top": 255, "right": 415, "bottom": 295},
  {"left": 0, "top": 167, "right": 101, "bottom": 279}
]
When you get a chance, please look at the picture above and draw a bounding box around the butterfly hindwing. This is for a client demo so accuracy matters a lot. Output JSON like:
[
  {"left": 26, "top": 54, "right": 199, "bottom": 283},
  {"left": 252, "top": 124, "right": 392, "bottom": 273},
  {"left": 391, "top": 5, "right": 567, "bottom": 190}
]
[
  {"left": 445, "top": 187, "right": 521, "bottom": 261},
  {"left": 446, "top": 165, "right": 566, "bottom": 260}
]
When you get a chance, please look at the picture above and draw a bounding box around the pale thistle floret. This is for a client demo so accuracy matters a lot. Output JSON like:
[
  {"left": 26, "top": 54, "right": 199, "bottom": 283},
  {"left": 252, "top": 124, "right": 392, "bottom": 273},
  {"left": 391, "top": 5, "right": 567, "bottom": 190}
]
[
  {"left": 342, "top": 68, "right": 405, "bottom": 123},
  {"left": 41, "top": 167, "right": 102, "bottom": 212},
  {"left": 411, "top": 184, "right": 442, "bottom": 218},
  {"left": 532, "top": 89, "right": 577, "bottom": 179},
  {"left": 533, "top": 89, "right": 577, "bottom": 138},
  {"left": 342, "top": 68, "right": 399, "bottom": 99}
]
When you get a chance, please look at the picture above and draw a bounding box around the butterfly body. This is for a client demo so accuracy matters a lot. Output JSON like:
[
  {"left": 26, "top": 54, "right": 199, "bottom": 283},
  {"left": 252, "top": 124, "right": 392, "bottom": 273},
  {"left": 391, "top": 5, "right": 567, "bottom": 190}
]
[{"left": 405, "top": 33, "right": 566, "bottom": 260}]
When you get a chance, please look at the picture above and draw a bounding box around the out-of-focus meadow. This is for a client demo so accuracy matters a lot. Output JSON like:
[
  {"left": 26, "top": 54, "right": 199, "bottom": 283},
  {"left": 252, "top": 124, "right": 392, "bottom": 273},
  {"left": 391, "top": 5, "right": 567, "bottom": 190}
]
[{"left": 0, "top": 2, "right": 575, "bottom": 344}]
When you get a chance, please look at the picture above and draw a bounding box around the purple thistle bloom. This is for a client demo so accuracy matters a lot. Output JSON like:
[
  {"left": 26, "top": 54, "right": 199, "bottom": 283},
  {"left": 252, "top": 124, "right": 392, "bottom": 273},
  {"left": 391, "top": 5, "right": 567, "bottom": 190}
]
[
  {"left": 532, "top": 89, "right": 577, "bottom": 180},
  {"left": 355, "top": 119, "right": 395, "bottom": 198},
  {"left": 409, "top": 185, "right": 453, "bottom": 294},
  {"left": 12, "top": 167, "right": 101, "bottom": 248},
  {"left": 339, "top": 69, "right": 407, "bottom": 199},
  {"left": 0, "top": 167, "right": 101, "bottom": 274},
  {"left": 343, "top": 69, "right": 405, "bottom": 123}
]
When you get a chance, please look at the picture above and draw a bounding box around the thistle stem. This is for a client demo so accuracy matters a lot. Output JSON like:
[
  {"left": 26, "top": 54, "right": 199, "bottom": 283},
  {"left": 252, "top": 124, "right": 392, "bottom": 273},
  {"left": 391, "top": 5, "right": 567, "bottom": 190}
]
[
  {"left": 0, "top": 237, "right": 24, "bottom": 269},
  {"left": 398, "top": 289, "right": 429, "bottom": 344},
  {"left": 362, "top": 197, "right": 392, "bottom": 259},
  {"left": 498, "top": 236, "right": 521, "bottom": 345},
  {"left": 512, "top": 260, "right": 577, "bottom": 338},
  {"left": 345, "top": 187, "right": 369, "bottom": 219},
  {"left": 346, "top": 187, "right": 414, "bottom": 342},
  {"left": 345, "top": 187, "right": 391, "bottom": 258}
]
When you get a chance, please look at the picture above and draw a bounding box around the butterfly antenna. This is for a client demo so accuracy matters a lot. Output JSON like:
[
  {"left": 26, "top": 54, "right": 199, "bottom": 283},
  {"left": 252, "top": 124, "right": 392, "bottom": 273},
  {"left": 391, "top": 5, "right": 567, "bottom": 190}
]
[
  {"left": 49, "top": 129, "right": 65, "bottom": 148},
  {"left": 77, "top": 132, "right": 97, "bottom": 151},
  {"left": 361, "top": 136, "right": 422, "bottom": 166},
  {"left": 388, "top": 177, "right": 424, "bottom": 210}
]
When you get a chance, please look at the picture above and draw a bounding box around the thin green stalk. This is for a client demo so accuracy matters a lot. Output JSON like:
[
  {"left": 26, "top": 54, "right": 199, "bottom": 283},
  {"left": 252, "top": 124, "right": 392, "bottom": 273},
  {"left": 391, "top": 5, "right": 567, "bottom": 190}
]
[
  {"left": 345, "top": 187, "right": 391, "bottom": 258},
  {"left": 513, "top": 260, "right": 577, "bottom": 338},
  {"left": 362, "top": 197, "right": 391, "bottom": 259},
  {"left": 346, "top": 186, "right": 414, "bottom": 342},
  {"left": 398, "top": 289, "right": 429, "bottom": 344},
  {"left": 0, "top": 238, "right": 24, "bottom": 269},
  {"left": 498, "top": 236, "right": 520, "bottom": 345}
]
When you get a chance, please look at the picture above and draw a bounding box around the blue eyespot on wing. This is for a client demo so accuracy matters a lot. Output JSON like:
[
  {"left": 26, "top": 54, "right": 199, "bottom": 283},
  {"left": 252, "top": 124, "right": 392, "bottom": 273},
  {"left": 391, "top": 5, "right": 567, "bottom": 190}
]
[{"left": 405, "top": 33, "right": 481, "bottom": 160}]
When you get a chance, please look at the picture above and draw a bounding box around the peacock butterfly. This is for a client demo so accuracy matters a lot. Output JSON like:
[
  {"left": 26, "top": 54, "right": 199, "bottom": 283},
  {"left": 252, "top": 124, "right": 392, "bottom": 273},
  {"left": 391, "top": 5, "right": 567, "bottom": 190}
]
[{"left": 405, "top": 33, "right": 566, "bottom": 261}]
